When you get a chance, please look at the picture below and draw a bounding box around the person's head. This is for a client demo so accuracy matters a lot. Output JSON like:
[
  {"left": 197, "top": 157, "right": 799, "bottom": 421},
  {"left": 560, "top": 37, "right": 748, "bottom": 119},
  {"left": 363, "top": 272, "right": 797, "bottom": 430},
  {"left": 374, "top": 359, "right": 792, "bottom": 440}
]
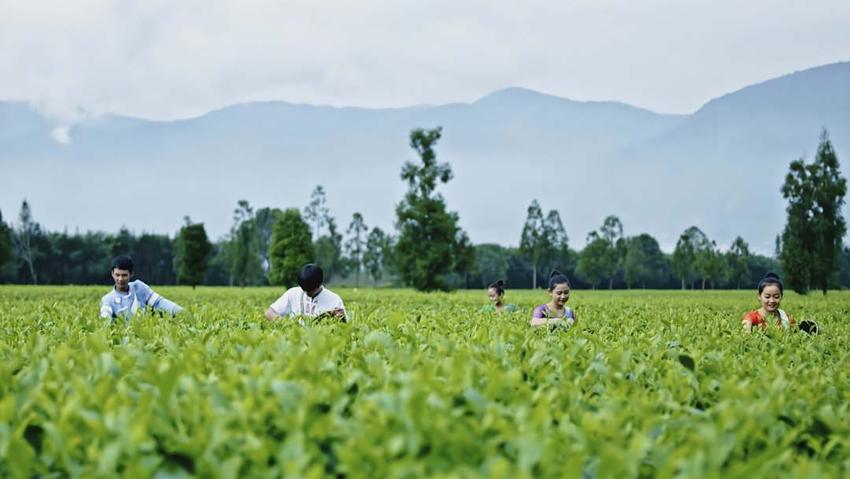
[
  {"left": 111, "top": 255, "right": 134, "bottom": 290},
  {"left": 757, "top": 272, "right": 783, "bottom": 313},
  {"left": 548, "top": 270, "right": 571, "bottom": 307},
  {"left": 298, "top": 264, "right": 324, "bottom": 296},
  {"left": 488, "top": 280, "right": 506, "bottom": 304}
]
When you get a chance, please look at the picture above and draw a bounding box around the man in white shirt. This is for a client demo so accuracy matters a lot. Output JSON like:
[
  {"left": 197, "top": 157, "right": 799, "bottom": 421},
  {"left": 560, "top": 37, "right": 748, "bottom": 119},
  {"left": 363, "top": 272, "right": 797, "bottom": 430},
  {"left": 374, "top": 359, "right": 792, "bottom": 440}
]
[
  {"left": 100, "top": 255, "right": 184, "bottom": 322},
  {"left": 265, "top": 264, "right": 347, "bottom": 322}
]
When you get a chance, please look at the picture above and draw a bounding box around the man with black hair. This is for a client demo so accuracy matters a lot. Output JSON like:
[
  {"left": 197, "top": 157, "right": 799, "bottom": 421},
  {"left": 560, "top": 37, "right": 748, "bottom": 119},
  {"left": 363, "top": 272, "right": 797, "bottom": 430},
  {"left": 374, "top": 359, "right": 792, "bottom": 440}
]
[
  {"left": 100, "top": 255, "right": 184, "bottom": 322},
  {"left": 265, "top": 263, "right": 347, "bottom": 322}
]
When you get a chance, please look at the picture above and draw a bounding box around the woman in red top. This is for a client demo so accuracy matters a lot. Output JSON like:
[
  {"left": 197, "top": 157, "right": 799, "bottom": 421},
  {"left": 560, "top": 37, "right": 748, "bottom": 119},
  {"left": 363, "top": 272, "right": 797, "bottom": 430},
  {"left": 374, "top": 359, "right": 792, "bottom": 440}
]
[{"left": 742, "top": 272, "right": 795, "bottom": 332}]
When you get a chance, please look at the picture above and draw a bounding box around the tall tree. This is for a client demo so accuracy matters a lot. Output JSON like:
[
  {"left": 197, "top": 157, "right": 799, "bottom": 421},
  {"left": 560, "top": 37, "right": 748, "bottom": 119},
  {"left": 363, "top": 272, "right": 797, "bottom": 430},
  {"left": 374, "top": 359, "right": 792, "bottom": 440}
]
[
  {"left": 228, "top": 200, "right": 264, "bottom": 286},
  {"left": 304, "top": 185, "right": 330, "bottom": 239},
  {"left": 519, "top": 200, "right": 551, "bottom": 289},
  {"left": 576, "top": 232, "right": 608, "bottom": 289},
  {"left": 268, "top": 209, "right": 314, "bottom": 286},
  {"left": 0, "top": 210, "right": 13, "bottom": 278},
  {"left": 175, "top": 218, "right": 212, "bottom": 289},
  {"left": 315, "top": 217, "right": 346, "bottom": 281},
  {"left": 781, "top": 130, "right": 847, "bottom": 294},
  {"left": 453, "top": 229, "right": 475, "bottom": 288},
  {"left": 254, "top": 207, "right": 285, "bottom": 276},
  {"left": 623, "top": 233, "right": 667, "bottom": 289},
  {"left": 544, "top": 209, "right": 571, "bottom": 272},
  {"left": 363, "top": 227, "right": 389, "bottom": 286},
  {"left": 394, "top": 126, "right": 469, "bottom": 291},
  {"left": 14, "top": 199, "right": 40, "bottom": 284},
  {"left": 725, "top": 236, "right": 751, "bottom": 289},
  {"left": 598, "top": 215, "right": 626, "bottom": 289},
  {"left": 694, "top": 239, "right": 722, "bottom": 290},
  {"left": 671, "top": 226, "right": 707, "bottom": 289},
  {"left": 345, "top": 212, "right": 368, "bottom": 287},
  {"left": 471, "top": 243, "right": 509, "bottom": 288},
  {"left": 839, "top": 245, "right": 850, "bottom": 289}
]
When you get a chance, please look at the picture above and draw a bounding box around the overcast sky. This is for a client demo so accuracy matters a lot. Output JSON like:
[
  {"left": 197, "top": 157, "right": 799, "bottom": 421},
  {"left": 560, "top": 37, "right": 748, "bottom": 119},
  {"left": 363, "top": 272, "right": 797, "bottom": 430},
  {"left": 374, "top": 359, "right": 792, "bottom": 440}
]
[{"left": 2, "top": 0, "right": 849, "bottom": 125}]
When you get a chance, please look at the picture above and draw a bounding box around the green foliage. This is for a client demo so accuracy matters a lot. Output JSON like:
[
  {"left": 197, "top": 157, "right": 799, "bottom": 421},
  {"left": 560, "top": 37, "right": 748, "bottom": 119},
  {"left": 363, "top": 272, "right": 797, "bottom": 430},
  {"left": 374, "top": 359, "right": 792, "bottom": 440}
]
[
  {"left": 781, "top": 130, "right": 848, "bottom": 294},
  {"left": 520, "top": 201, "right": 571, "bottom": 289},
  {"left": 694, "top": 241, "right": 723, "bottom": 290},
  {"left": 268, "top": 209, "right": 314, "bottom": 286},
  {"left": 345, "top": 213, "right": 368, "bottom": 288},
  {"left": 315, "top": 217, "right": 346, "bottom": 283},
  {"left": 227, "top": 200, "right": 265, "bottom": 286},
  {"left": 576, "top": 236, "right": 608, "bottom": 289},
  {"left": 253, "top": 207, "right": 285, "bottom": 276},
  {"left": 175, "top": 221, "right": 212, "bottom": 288},
  {"left": 14, "top": 199, "right": 40, "bottom": 284},
  {"left": 623, "top": 233, "right": 668, "bottom": 289},
  {"left": 672, "top": 226, "right": 709, "bottom": 290},
  {"left": 363, "top": 227, "right": 390, "bottom": 285},
  {"left": 471, "top": 244, "right": 510, "bottom": 288},
  {"left": 519, "top": 200, "right": 550, "bottom": 289},
  {"left": 725, "top": 237, "right": 751, "bottom": 289},
  {"left": 394, "top": 127, "right": 470, "bottom": 291},
  {"left": 0, "top": 210, "right": 15, "bottom": 278},
  {"left": 2, "top": 286, "right": 849, "bottom": 477},
  {"left": 577, "top": 216, "right": 625, "bottom": 290},
  {"left": 304, "top": 185, "right": 330, "bottom": 239}
]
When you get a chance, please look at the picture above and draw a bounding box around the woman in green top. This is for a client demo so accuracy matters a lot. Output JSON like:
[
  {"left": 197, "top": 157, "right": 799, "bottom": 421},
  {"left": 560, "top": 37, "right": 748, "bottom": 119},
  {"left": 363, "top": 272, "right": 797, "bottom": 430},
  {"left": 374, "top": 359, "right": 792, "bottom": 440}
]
[{"left": 481, "top": 280, "right": 518, "bottom": 313}]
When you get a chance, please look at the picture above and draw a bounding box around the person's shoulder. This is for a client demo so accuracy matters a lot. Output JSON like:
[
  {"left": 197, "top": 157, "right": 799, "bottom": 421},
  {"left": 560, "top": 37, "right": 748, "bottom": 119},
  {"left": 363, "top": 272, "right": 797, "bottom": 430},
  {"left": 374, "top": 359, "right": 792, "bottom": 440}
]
[
  {"left": 743, "top": 310, "right": 761, "bottom": 322},
  {"left": 321, "top": 287, "right": 343, "bottom": 303},
  {"left": 130, "top": 280, "right": 150, "bottom": 289},
  {"left": 100, "top": 289, "right": 115, "bottom": 302},
  {"left": 280, "top": 286, "right": 301, "bottom": 299}
]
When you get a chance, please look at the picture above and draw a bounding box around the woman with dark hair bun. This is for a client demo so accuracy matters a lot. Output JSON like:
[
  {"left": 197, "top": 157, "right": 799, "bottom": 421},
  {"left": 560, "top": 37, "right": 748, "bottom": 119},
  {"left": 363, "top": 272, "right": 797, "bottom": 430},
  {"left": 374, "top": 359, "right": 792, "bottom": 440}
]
[
  {"left": 530, "top": 270, "right": 576, "bottom": 328},
  {"left": 480, "top": 280, "right": 517, "bottom": 313},
  {"left": 742, "top": 272, "right": 795, "bottom": 332}
]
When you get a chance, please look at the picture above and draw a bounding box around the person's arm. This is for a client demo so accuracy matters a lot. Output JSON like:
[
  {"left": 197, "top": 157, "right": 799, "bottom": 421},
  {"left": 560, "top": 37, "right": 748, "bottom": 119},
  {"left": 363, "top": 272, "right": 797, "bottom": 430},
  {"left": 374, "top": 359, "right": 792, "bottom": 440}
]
[
  {"left": 266, "top": 291, "right": 292, "bottom": 320},
  {"left": 530, "top": 305, "right": 561, "bottom": 328},
  {"left": 742, "top": 314, "right": 754, "bottom": 332},
  {"left": 565, "top": 308, "right": 577, "bottom": 325},
  {"left": 149, "top": 294, "right": 184, "bottom": 316},
  {"left": 139, "top": 281, "right": 184, "bottom": 316}
]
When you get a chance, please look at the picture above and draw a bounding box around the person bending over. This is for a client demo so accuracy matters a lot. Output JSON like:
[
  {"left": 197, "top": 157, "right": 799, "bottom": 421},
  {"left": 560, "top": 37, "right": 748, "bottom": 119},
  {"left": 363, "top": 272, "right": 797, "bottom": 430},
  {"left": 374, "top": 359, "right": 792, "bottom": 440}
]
[
  {"left": 531, "top": 270, "right": 576, "bottom": 329},
  {"left": 480, "top": 280, "right": 518, "bottom": 314},
  {"left": 265, "top": 264, "right": 347, "bottom": 323}
]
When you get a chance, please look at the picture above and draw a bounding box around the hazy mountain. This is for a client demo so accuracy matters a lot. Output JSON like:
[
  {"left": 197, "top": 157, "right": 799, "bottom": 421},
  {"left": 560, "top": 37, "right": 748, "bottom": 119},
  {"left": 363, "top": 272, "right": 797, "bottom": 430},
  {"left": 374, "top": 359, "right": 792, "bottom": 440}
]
[{"left": 1, "top": 62, "right": 848, "bottom": 253}]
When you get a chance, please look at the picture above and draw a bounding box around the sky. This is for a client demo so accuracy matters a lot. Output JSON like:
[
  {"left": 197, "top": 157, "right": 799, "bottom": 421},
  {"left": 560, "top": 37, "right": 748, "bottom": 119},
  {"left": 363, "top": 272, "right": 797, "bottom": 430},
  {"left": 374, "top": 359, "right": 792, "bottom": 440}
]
[
  {"left": 2, "top": 0, "right": 849, "bottom": 126},
  {"left": 1, "top": 0, "right": 849, "bottom": 255}
]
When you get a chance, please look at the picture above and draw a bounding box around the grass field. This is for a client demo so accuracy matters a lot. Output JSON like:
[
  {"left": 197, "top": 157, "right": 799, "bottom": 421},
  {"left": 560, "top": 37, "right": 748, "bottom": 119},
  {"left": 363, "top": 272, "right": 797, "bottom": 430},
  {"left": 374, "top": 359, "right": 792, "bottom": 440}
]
[{"left": 1, "top": 286, "right": 849, "bottom": 478}]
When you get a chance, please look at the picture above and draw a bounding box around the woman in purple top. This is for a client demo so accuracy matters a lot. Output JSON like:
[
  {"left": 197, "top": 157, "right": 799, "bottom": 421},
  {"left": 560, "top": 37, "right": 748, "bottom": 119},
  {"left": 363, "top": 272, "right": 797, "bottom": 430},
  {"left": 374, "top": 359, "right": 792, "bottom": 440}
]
[{"left": 531, "top": 270, "right": 577, "bottom": 329}]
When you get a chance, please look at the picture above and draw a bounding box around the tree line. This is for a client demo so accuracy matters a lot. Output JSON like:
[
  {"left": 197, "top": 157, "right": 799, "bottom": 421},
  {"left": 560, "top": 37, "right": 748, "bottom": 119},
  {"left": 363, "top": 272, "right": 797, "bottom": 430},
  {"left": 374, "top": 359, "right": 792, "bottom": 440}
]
[{"left": 0, "top": 129, "right": 847, "bottom": 292}]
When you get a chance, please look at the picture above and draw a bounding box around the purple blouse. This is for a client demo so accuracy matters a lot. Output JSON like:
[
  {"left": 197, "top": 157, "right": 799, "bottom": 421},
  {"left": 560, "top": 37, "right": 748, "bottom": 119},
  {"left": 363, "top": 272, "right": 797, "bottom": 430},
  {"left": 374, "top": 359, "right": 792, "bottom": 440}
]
[{"left": 532, "top": 304, "right": 576, "bottom": 321}]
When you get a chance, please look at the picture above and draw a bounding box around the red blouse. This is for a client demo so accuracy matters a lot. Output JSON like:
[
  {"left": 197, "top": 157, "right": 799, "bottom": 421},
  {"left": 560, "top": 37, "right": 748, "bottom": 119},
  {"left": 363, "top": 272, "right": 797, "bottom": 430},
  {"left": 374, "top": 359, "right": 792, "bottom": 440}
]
[{"left": 743, "top": 310, "right": 795, "bottom": 330}]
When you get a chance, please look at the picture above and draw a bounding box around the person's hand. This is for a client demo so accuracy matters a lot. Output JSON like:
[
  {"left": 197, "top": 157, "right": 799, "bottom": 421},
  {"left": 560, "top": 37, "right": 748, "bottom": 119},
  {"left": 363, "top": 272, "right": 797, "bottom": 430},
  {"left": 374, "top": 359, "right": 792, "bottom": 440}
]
[{"left": 316, "top": 308, "right": 347, "bottom": 323}]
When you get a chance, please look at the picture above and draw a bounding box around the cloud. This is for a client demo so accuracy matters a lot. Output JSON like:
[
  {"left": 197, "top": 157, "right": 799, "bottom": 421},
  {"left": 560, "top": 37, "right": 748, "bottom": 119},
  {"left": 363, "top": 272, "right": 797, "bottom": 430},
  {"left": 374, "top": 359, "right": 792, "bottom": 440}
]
[
  {"left": 49, "top": 126, "right": 70, "bottom": 144},
  {"left": 1, "top": 0, "right": 849, "bottom": 125}
]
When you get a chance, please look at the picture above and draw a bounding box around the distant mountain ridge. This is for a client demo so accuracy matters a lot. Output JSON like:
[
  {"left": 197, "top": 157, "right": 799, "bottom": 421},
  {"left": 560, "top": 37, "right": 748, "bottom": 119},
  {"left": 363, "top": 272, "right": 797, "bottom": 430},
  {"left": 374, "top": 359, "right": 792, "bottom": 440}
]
[{"left": 1, "top": 61, "right": 848, "bottom": 253}]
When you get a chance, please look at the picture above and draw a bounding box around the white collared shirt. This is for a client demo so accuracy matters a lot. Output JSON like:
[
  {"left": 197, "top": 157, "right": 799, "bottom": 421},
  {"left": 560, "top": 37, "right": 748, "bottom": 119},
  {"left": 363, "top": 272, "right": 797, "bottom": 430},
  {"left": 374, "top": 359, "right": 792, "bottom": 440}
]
[
  {"left": 269, "top": 287, "right": 346, "bottom": 319},
  {"left": 100, "top": 280, "right": 161, "bottom": 320},
  {"left": 100, "top": 280, "right": 182, "bottom": 321}
]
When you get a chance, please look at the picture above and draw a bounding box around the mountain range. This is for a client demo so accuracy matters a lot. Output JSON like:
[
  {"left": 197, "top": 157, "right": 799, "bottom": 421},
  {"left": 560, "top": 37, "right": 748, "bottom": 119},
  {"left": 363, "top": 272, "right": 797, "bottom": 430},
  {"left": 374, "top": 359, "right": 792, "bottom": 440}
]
[{"left": 2, "top": 61, "right": 849, "bottom": 253}]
